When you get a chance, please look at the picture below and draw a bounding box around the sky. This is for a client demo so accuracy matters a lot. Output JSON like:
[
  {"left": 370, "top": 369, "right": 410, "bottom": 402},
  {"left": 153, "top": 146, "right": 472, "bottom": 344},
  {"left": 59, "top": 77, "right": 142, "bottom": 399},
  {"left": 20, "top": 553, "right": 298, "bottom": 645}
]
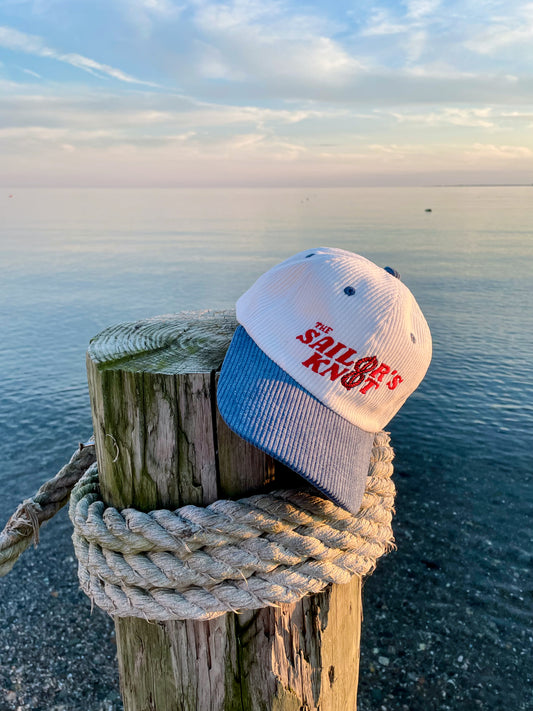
[{"left": 1, "top": 0, "right": 533, "bottom": 187}]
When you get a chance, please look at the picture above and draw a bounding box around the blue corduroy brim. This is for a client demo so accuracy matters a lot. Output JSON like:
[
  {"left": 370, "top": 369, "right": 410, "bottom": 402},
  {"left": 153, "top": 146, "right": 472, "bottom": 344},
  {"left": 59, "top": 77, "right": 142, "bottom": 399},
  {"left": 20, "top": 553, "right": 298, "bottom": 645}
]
[{"left": 217, "top": 326, "right": 374, "bottom": 514}]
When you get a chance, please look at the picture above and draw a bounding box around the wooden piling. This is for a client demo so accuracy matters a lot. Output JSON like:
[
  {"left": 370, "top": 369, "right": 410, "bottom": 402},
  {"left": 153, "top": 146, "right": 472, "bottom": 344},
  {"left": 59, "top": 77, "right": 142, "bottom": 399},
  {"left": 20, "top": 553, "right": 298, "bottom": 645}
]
[{"left": 86, "top": 311, "right": 362, "bottom": 711}]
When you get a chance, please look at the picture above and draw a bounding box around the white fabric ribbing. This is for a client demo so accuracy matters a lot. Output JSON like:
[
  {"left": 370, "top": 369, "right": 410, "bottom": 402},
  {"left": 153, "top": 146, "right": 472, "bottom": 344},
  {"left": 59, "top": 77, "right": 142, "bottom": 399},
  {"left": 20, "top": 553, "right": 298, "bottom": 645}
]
[{"left": 236, "top": 247, "right": 432, "bottom": 432}]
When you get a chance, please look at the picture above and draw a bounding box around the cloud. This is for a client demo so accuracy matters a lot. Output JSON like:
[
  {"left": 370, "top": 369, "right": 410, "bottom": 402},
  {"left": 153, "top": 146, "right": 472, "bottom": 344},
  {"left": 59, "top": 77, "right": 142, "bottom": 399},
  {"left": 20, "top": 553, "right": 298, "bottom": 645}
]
[
  {"left": 0, "top": 87, "right": 334, "bottom": 132},
  {"left": 190, "top": 0, "right": 364, "bottom": 91},
  {"left": 357, "top": 4, "right": 437, "bottom": 67},
  {"left": 0, "top": 87, "right": 342, "bottom": 164},
  {"left": 360, "top": 12, "right": 409, "bottom": 37},
  {"left": 389, "top": 107, "right": 496, "bottom": 128},
  {"left": 137, "top": 0, "right": 177, "bottom": 13},
  {"left": 0, "top": 87, "right": 314, "bottom": 187},
  {"left": 118, "top": 0, "right": 186, "bottom": 37},
  {"left": 405, "top": 0, "right": 442, "bottom": 19},
  {"left": 3, "top": 81, "right": 530, "bottom": 175},
  {"left": 193, "top": 0, "right": 276, "bottom": 32},
  {"left": 465, "top": 5, "right": 533, "bottom": 56},
  {"left": 465, "top": 143, "right": 533, "bottom": 160},
  {"left": 0, "top": 25, "right": 159, "bottom": 86},
  {"left": 405, "top": 29, "right": 428, "bottom": 63},
  {"left": 1, "top": 0, "right": 533, "bottom": 185},
  {"left": 20, "top": 67, "right": 42, "bottom": 78}
]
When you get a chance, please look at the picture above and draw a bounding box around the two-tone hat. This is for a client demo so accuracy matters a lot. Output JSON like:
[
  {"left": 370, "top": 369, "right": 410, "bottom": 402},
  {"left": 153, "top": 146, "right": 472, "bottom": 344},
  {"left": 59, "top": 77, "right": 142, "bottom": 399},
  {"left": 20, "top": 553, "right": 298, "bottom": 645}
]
[{"left": 217, "top": 247, "right": 432, "bottom": 514}]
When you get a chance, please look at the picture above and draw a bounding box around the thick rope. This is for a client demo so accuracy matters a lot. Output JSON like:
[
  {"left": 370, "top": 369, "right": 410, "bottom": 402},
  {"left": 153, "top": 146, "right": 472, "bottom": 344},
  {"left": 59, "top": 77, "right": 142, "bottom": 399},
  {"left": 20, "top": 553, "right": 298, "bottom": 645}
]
[
  {"left": 0, "top": 443, "right": 96, "bottom": 576},
  {"left": 69, "top": 432, "right": 396, "bottom": 621}
]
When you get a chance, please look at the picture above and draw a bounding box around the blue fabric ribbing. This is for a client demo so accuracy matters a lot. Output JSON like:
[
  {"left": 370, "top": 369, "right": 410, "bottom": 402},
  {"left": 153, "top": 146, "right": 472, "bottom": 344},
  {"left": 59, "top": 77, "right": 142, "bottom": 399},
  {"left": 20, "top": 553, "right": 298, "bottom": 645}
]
[{"left": 217, "top": 326, "right": 374, "bottom": 514}]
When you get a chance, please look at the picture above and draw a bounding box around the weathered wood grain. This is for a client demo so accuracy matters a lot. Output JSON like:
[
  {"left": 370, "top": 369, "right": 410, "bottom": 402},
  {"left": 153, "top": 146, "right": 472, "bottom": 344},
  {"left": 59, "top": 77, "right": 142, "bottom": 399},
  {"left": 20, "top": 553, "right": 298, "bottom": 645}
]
[{"left": 86, "top": 311, "right": 362, "bottom": 711}]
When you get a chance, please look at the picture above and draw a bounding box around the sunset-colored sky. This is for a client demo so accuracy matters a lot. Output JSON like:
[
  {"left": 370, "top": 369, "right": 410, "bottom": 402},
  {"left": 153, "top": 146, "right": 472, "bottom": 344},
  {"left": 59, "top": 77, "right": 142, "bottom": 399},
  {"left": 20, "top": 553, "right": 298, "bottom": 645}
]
[{"left": 1, "top": 0, "right": 532, "bottom": 186}]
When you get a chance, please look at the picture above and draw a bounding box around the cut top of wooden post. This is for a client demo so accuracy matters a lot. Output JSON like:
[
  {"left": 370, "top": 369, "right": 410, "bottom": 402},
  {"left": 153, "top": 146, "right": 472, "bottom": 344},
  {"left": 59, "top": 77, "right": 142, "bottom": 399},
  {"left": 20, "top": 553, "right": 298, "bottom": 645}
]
[{"left": 88, "top": 310, "right": 238, "bottom": 374}]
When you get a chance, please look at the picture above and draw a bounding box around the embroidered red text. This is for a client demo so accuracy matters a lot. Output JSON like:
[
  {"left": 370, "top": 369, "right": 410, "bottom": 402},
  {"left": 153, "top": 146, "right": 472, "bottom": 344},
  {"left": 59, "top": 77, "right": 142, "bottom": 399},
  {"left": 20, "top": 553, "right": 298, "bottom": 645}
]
[{"left": 296, "top": 323, "right": 403, "bottom": 395}]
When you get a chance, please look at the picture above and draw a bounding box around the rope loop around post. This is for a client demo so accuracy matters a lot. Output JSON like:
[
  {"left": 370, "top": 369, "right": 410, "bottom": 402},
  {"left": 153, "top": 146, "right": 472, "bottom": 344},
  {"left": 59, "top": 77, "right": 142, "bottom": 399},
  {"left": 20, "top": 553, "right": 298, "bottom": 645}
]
[{"left": 69, "top": 431, "right": 396, "bottom": 621}]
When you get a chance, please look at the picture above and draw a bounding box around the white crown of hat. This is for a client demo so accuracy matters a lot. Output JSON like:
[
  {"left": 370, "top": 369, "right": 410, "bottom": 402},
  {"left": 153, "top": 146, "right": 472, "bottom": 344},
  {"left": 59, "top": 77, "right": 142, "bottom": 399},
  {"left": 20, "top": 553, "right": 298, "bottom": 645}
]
[{"left": 236, "top": 246, "right": 432, "bottom": 433}]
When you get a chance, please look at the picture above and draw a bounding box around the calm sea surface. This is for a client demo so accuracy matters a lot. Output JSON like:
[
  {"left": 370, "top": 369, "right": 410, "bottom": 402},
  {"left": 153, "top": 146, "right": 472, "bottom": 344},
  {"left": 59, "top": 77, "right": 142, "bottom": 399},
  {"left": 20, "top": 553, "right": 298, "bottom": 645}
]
[{"left": 1, "top": 187, "right": 532, "bottom": 709}]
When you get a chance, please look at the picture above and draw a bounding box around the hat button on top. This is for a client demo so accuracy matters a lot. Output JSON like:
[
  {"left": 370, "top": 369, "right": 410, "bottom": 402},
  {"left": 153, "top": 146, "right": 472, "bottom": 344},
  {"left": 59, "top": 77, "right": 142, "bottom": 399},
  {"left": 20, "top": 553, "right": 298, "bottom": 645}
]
[
  {"left": 344, "top": 286, "right": 356, "bottom": 296},
  {"left": 384, "top": 266, "right": 401, "bottom": 279}
]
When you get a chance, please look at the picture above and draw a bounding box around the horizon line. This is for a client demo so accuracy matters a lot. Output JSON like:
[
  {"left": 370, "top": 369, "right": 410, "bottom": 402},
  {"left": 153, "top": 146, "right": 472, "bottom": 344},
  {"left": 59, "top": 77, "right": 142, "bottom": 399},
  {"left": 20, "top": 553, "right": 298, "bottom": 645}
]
[{"left": 3, "top": 183, "right": 533, "bottom": 190}]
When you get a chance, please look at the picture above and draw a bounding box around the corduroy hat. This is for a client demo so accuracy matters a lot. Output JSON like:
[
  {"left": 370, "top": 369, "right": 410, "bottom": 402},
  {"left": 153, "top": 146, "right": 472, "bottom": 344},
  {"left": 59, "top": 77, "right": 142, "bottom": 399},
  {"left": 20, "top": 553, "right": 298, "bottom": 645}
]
[{"left": 217, "top": 247, "right": 432, "bottom": 514}]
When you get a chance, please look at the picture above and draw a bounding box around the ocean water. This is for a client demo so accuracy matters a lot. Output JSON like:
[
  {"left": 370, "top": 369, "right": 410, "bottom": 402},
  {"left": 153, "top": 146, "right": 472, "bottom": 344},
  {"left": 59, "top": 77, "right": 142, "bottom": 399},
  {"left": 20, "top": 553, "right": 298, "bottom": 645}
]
[{"left": 1, "top": 187, "right": 532, "bottom": 710}]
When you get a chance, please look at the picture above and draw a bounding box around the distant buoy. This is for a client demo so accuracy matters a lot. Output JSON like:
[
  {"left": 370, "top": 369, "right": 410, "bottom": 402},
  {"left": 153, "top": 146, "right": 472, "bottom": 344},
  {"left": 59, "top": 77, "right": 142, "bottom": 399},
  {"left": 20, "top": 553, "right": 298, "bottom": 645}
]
[{"left": 425, "top": 208, "right": 432, "bottom": 212}]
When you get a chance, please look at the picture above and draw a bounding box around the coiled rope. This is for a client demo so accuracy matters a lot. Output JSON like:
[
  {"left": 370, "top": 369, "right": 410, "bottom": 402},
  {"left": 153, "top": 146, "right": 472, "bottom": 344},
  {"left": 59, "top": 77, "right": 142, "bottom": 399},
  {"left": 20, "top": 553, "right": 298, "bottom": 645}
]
[{"left": 69, "top": 431, "right": 396, "bottom": 621}]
